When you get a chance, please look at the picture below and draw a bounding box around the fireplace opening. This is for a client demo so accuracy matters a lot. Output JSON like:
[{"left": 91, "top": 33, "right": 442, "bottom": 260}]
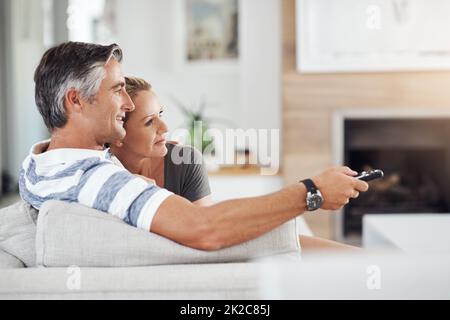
[{"left": 343, "top": 119, "right": 450, "bottom": 237}]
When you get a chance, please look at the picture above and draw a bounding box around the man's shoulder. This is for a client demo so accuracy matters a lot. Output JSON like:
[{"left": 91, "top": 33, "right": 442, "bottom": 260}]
[
  {"left": 21, "top": 145, "right": 127, "bottom": 185},
  {"left": 26, "top": 141, "right": 112, "bottom": 168}
]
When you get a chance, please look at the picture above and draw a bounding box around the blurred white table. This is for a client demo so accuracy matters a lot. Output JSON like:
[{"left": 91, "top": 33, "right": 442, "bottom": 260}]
[
  {"left": 363, "top": 214, "right": 450, "bottom": 254},
  {"left": 258, "top": 252, "right": 450, "bottom": 299}
]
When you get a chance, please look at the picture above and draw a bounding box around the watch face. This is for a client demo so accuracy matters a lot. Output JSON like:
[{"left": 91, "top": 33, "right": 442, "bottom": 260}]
[{"left": 307, "top": 193, "right": 324, "bottom": 211}]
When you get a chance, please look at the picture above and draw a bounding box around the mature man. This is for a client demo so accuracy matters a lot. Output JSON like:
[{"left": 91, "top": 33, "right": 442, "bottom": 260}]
[{"left": 20, "top": 42, "right": 368, "bottom": 252}]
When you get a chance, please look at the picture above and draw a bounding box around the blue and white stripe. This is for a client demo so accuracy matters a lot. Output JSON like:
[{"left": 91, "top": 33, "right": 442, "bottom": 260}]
[{"left": 19, "top": 142, "right": 173, "bottom": 230}]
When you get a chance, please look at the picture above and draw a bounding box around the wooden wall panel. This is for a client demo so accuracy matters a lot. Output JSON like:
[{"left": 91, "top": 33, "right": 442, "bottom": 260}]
[{"left": 282, "top": 0, "right": 450, "bottom": 239}]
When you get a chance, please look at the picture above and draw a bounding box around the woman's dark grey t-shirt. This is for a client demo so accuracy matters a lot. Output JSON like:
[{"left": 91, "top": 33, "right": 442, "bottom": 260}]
[{"left": 164, "top": 143, "right": 211, "bottom": 202}]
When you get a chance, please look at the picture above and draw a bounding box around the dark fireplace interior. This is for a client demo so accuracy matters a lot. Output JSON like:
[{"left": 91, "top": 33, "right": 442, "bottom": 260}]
[{"left": 344, "top": 118, "right": 450, "bottom": 237}]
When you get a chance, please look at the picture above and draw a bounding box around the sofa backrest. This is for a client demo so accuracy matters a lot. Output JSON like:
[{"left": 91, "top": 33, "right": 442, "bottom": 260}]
[{"left": 36, "top": 200, "right": 300, "bottom": 267}]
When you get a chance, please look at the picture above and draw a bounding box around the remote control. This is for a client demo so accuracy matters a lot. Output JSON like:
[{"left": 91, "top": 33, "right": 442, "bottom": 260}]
[{"left": 355, "top": 169, "right": 384, "bottom": 182}]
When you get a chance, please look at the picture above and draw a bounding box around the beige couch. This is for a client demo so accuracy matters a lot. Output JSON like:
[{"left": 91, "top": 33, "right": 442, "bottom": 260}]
[{"left": 0, "top": 200, "right": 300, "bottom": 299}]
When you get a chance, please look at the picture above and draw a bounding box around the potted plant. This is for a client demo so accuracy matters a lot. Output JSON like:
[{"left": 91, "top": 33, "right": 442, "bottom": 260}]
[{"left": 171, "top": 96, "right": 218, "bottom": 154}]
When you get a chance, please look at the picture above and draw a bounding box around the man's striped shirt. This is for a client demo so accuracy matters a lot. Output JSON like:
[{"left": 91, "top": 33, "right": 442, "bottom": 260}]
[{"left": 19, "top": 140, "right": 173, "bottom": 231}]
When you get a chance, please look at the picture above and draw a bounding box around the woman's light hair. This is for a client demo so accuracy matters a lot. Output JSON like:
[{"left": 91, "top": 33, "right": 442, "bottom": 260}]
[
  {"left": 123, "top": 77, "right": 153, "bottom": 123},
  {"left": 125, "top": 76, "right": 152, "bottom": 100}
]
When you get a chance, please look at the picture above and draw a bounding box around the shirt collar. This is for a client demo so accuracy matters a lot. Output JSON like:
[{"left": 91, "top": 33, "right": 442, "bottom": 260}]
[{"left": 30, "top": 139, "right": 110, "bottom": 166}]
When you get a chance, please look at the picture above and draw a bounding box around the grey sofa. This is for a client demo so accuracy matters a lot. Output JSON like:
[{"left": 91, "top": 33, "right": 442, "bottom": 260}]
[{"left": 0, "top": 200, "right": 300, "bottom": 299}]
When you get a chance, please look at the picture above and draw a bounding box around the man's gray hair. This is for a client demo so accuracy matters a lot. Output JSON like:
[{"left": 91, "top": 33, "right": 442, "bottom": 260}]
[{"left": 34, "top": 42, "right": 123, "bottom": 131}]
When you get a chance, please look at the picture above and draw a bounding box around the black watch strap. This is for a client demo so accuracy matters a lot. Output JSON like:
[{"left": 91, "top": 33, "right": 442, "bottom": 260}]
[{"left": 301, "top": 179, "right": 318, "bottom": 194}]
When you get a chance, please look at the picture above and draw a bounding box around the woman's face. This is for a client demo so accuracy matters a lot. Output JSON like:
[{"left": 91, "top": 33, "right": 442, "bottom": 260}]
[{"left": 121, "top": 89, "right": 168, "bottom": 158}]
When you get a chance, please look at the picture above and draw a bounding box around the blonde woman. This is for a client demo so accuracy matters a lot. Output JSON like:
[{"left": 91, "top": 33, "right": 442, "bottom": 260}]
[{"left": 110, "top": 77, "right": 213, "bottom": 206}]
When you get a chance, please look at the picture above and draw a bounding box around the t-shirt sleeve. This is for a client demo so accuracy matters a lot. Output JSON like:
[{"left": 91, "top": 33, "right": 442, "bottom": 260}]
[
  {"left": 78, "top": 162, "right": 173, "bottom": 231},
  {"left": 180, "top": 146, "right": 212, "bottom": 202}
]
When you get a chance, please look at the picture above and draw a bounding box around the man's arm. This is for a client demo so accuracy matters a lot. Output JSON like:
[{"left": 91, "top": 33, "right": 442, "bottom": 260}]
[
  {"left": 192, "top": 195, "right": 214, "bottom": 206},
  {"left": 150, "top": 166, "right": 369, "bottom": 251}
]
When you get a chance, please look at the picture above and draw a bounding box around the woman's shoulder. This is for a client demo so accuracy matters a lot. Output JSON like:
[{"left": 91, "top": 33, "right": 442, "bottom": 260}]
[{"left": 164, "top": 143, "right": 211, "bottom": 201}]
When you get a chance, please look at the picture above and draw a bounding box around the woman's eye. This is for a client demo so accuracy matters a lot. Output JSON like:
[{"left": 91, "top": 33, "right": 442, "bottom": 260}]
[{"left": 145, "top": 111, "right": 163, "bottom": 126}]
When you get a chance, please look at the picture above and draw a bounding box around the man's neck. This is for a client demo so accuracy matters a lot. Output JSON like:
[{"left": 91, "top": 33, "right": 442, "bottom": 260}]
[{"left": 47, "top": 128, "right": 104, "bottom": 152}]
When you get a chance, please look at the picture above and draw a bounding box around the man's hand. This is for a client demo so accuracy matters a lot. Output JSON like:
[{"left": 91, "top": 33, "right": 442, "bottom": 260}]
[{"left": 312, "top": 166, "right": 369, "bottom": 210}]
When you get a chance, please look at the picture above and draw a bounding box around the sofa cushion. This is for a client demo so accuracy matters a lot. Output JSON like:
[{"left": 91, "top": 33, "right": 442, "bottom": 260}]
[
  {"left": 0, "top": 249, "right": 25, "bottom": 268},
  {"left": 0, "top": 263, "right": 262, "bottom": 299},
  {"left": 36, "top": 200, "right": 300, "bottom": 267},
  {"left": 0, "top": 201, "right": 38, "bottom": 267}
]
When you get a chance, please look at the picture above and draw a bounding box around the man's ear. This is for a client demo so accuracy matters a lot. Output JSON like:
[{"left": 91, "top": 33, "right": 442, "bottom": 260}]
[{"left": 65, "top": 89, "right": 83, "bottom": 113}]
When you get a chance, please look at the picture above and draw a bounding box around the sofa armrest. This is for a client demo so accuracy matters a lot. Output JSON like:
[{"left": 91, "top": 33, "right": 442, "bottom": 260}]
[
  {"left": 0, "top": 201, "right": 37, "bottom": 267},
  {"left": 0, "top": 249, "right": 25, "bottom": 269}
]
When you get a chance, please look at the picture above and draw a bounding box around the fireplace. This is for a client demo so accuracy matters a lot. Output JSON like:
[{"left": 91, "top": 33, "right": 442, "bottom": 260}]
[{"left": 333, "top": 112, "right": 450, "bottom": 239}]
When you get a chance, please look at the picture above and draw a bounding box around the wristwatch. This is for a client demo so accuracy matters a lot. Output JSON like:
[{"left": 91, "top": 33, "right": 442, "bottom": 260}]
[{"left": 300, "top": 179, "right": 324, "bottom": 211}]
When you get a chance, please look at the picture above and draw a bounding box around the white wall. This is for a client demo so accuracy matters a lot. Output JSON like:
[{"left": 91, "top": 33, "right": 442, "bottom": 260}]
[
  {"left": 3, "top": 0, "right": 48, "bottom": 183},
  {"left": 0, "top": 0, "right": 282, "bottom": 187},
  {"left": 239, "top": 0, "right": 281, "bottom": 131},
  {"left": 0, "top": 0, "right": 5, "bottom": 193},
  {"left": 115, "top": 0, "right": 281, "bottom": 144}
]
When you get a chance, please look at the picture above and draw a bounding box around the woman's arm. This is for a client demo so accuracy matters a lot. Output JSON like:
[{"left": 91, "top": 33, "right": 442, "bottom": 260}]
[{"left": 299, "top": 235, "right": 363, "bottom": 254}]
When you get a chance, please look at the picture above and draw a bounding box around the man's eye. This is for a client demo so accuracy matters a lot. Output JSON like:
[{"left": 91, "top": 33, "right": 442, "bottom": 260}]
[{"left": 115, "top": 86, "right": 124, "bottom": 94}]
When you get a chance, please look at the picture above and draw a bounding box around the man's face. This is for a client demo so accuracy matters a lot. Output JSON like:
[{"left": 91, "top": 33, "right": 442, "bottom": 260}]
[{"left": 82, "top": 59, "right": 135, "bottom": 145}]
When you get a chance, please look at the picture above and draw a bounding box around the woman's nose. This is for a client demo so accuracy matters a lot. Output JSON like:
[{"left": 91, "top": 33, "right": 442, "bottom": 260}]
[{"left": 158, "top": 118, "right": 169, "bottom": 134}]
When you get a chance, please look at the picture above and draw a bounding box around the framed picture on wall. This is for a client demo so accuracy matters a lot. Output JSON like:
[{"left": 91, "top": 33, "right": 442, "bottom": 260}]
[
  {"left": 296, "top": 0, "right": 450, "bottom": 73},
  {"left": 173, "top": 0, "right": 240, "bottom": 72}
]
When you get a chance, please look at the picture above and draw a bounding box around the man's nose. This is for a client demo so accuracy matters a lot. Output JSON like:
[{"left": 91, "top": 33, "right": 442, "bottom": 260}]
[{"left": 123, "top": 92, "right": 135, "bottom": 112}]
